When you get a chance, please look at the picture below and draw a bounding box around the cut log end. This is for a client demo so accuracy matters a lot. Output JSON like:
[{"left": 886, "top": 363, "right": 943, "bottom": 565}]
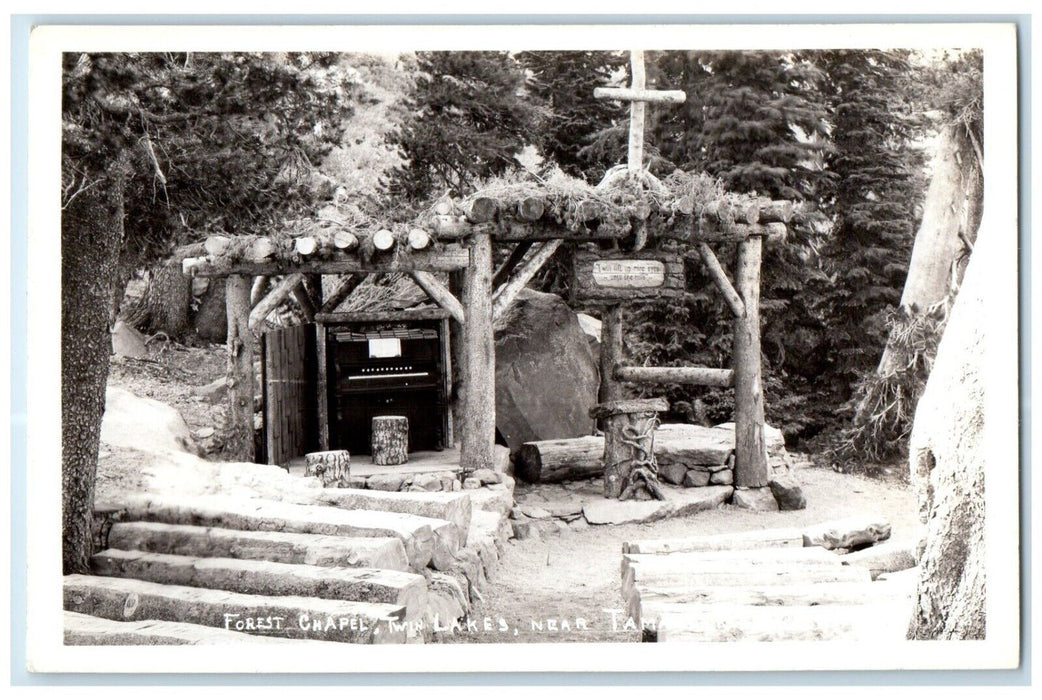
[
  {"left": 372, "top": 229, "right": 397, "bottom": 252},
  {"left": 407, "top": 228, "right": 431, "bottom": 251}
]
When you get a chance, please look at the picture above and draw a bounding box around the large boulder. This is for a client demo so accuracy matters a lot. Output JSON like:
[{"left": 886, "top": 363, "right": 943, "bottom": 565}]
[{"left": 494, "top": 289, "right": 598, "bottom": 453}]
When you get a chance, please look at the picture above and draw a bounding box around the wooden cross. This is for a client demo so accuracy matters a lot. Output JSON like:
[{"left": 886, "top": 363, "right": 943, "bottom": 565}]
[{"left": 594, "top": 50, "right": 686, "bottom": 172}]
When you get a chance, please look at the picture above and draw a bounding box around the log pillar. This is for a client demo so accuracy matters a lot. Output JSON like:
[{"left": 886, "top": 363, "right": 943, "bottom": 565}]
[
  {"left": 459, "top": 232, "right": 495, "bottom": 474},
  {"left": 315, "top": 322, "right": 330, "bottom": 451},
  {"left": 225, "top": 275, "right": 256, "bottom": 462},
  {"left": 590, "top": 398, "right": 669, "bottom": 500},
  {"left": 598, "top": 304, "right": 624, "bottom": 429},
  {"left": 732, "top": 236, "right": 769, "bottom": 487}
]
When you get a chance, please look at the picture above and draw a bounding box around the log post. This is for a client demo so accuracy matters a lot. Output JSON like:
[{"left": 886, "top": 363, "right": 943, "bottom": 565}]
[
  {"left": 733, "top": 236, "right": 769, "bottom": 488},
  {"left": 304, "top": 450, "right": 351, "bottom": 488},
  {"left": 590, "top": 398, "right": 669, "bottom": 500},
  {"left": 598, "top": 305, "right": 625, "bottom": 427},
  {"left": 315, "top": 322, "right": 330, "bottom": 451},
  {"left": 225, "top": 275, "right": 255, "bottom": 462},
  {"left": 459, "top": 231, "right": 495, "bottom": 475},
  {"left": 371, "top": 416, "right": 408, "bottom": 466}
]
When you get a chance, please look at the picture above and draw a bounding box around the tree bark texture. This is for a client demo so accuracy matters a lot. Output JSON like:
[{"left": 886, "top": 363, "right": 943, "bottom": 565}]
[
  {"left": 592, "top": 398, "right": 669, "bottom": 500},
  {"left": 459, "top": 233, "right": 495, "bottom": 474},
  {"left": 906, "top": 205, "right": 989, "bottom": 640},
  {"left": 733, "top": 236, "right": 769, "bottom": 488},
  {"left": 875, "top": 124, "right": 984, "bottom": 379},
  {"left": 62, "top": 161, "right": 127, "bottom": 574},
  {"left": 145, "top": 260, "right": 193, "bottom": 339},
  {"left": 224, "top": 275, "right": 256, "bottom": 462},
  {"left": 304, "top": 450, "right": 351, "bottom": 488},
  {"left": 371, "top": 416, "right": 409, "bottom": 466}
]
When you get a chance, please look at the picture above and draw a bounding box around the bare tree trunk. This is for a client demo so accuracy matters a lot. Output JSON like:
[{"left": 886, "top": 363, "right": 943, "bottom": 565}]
[
  {"left": 851, "top": 123, "right": 984, "bottom": 453},
  {"left": 906, "top": 195, "right": 991, "bottom": 640},
  {"left": 145, "top": 261, "right": 193, "bottom": 340},
  {"left": 62, "top": 158, "right": 127, "bottom": 574},
  {"left": 874, "top": 124, "right": 983, "bottom": 378}
]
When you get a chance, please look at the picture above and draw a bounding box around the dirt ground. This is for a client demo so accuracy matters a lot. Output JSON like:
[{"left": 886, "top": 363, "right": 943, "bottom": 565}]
[
  {"left": 456, "top": 466, "right": 918, "bottom": 644},
  {"left": 102, "top": 340, "right": 919, "bottom": 645}
]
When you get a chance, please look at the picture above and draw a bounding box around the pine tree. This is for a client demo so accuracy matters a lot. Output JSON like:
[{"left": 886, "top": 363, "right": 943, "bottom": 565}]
[
  {"left": 815, "top": 49, "right": 924, "bottom": 403},
  {"left": 640, "top": 50, "right": 833, "bottom": 438},
  {"left": 516, "top": 50, "right": 628, "bottom": 180},
  {"left": 389, "top": 51, "right": 546, "bottom": 200}
]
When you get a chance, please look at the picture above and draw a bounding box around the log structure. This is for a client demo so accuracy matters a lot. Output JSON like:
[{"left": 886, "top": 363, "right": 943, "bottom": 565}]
[
  {"left": 590, "top": 398, "right": 670, "bottom": 501},
  {"left": 371, "top": 416, "right": 409, "bottom": 466},
  {"left": 178, "top": 50, "right": 791, "bottom": 494},
  {"left": 304, "top": 450, "right": 351, "bottom": 488}
]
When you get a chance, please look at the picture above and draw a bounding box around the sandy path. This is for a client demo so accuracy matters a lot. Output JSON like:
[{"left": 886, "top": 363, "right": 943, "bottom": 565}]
[{"left": 454, "top": 466, "right": 918, "bottom": 644}]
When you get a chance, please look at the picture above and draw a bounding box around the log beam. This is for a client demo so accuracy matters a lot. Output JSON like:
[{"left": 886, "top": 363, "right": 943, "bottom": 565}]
[
  {"left": 491, "top": 241, "right": 534, "bottom": 290},
  {"left": 697, "top": 242, "right": 746, "bottom": 318},
  {"left": 250, "top": 276, "right": 269, "bottom": 308},
  {"left": 318, "top": 274, "right": 364, "bottom": 314},
  {"left": 316, "top": 308, "right": 449, "bottom": 324},
  {"left": 491, "top": 239, "right": 563, "bottom": 322},
  {"left": 225, "top": 275, "right": 255, "bottom": 462},
  {"left": 733, "top": 236, "right": 769, "bottom": 488},
  {"left": 615, "top": 365, "right": 735, "bottom": 388},
  {"left": 289, "top": 282, "right": 316, "bottom": 322},
  {"left": 182, "top": 247, "right": 470, "bottom": 277},
  {"left": 409, "top": 271, "right": 465, "bottom": 325},
  {"left": 459, "top": 232, "right": 496, "bottom": 475},
  {"left": 592, "top": 87, "right": 687, "bottom": 104},
  {"left": 248, "top": 273, "right": 304, "bottom": 330}
]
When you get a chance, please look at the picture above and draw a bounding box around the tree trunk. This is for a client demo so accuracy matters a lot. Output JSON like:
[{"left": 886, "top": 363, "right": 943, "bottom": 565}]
[
  {"left": 62, "top": 160, "right": 127, "bottom": 574},
  {"left": 371, "top": 416, "right": 409, "bottom": 466},
  {"left": 145, "top": 260, "right": 193, "bottom": 339},
  {"left": 906, "top": 196, "right": 990, "bottom": 639},
  {"left": 874, "top": 124, "right": 983, "bottom": 379},
  {"left": 194, "top": 276, "right": 227, "bottom": 342},
  {"left": 851, "top": 123, "right": 984, "bottom": 451},
  {"left": 224, "top": 275, "right": 255, "bottom": 462}
]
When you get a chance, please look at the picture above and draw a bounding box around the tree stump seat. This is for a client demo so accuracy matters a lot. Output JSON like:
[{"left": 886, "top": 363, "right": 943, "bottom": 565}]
[
  {"left": 371, "top": 416, "right": 409, "bottom": 466},
  {"left": 304, "top": 450, "right": 351, "bottom": 488},
  {"left": 589, "top": 398, "right": 669, "bottom": 501}
]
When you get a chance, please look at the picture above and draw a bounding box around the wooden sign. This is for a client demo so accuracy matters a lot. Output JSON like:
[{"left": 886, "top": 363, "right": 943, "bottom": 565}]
[{"left": 572, "top": 250, "right": 685, "bottom": 303}]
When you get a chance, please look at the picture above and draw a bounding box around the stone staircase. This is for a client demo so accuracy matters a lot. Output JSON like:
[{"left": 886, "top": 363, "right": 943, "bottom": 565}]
[
  {"left": 622, "top": 517, "right": 920, "bottom": 643},
  {"left": 66, "top": 483, "right": 514, "bottom": 646}
]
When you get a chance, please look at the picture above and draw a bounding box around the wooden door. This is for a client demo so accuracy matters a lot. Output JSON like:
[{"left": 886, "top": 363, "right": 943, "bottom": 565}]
[{"left": 261, "top": 323, "right": 317, "bottom": 466}]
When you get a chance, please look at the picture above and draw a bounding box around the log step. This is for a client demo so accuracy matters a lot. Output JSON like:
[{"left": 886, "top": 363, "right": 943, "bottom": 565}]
[
  {"left": 307, "top": 489, "right": 472, "bottom": 546},
  {"left": 630, "top": 580, "right": 915, "bottom": 626},
  {"left": 623, "top": 560, "right": 872, "bottom": 607},
  {"left": 107, "top": 522, "right": 410, "bottom": 572},
  {"left": 64, "top": 575, "right": 410, "bottom": 644},
  {"left": 623, "top": 527, "right": 804, "bottom": 554},
  {"left": 64, "top": 611, "right": 338, "bottom": 646},
  {"left": 621, "top": 547, "right": 842, "bottom": 590},
  {"left": 109, "top": 495, "right": 460, "bottom": 571},
  {"left": 651, "top": 600, "right": 914, "bottom": 643},
  {"left": 91, "top": 550, "right": 428, "bottom": 621}
]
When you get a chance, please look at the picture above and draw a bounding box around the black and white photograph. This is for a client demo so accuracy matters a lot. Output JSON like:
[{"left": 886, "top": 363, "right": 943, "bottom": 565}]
[{"left": 21, "top": 21, "right": 1021, "bottom": 675}]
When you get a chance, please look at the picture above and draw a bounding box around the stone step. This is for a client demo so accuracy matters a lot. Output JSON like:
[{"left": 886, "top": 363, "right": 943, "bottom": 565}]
[
  {"left": 801, "top": 516, "right": 892, "bottom": 550},
  {"left": 92, "top": 550, "right": 428, "bottom": 621},
  {"left": 623, "top": 526, "right": 805, "bottom": 554},
  {"left": 64, "top": 611, "right": 339, "bottom": 646},
  {"left": 107, "top": 522, "right": 410, "bottom": 572},
  {"left": 651, "top": 600, "right": 913, "bottom": 643},
  {"left": 839, "top": 540, "right": 918, "bottom": 579},
  {"left": 106, "top": 495, "right": 461, "bottom": 571},
  {"left": 64, "top": 575, "right": 410, "bottom": 644},
  {"left": 630, "top": 580, "right": 915, "bottom": 626},
  {"left": 305, "top": 489, "right": 472, "bottom": 546}
]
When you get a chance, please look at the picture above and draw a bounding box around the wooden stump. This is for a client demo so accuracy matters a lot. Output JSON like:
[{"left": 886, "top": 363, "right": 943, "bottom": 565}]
[
  {"left": 372, "top": 416, "right": 409, "bottom": 466},
  {"left": 590, "top": 398, "right": 669, "bottom": 501},
  {"left": 304, "top": 450, "right": 351, "bottom": 488}
]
